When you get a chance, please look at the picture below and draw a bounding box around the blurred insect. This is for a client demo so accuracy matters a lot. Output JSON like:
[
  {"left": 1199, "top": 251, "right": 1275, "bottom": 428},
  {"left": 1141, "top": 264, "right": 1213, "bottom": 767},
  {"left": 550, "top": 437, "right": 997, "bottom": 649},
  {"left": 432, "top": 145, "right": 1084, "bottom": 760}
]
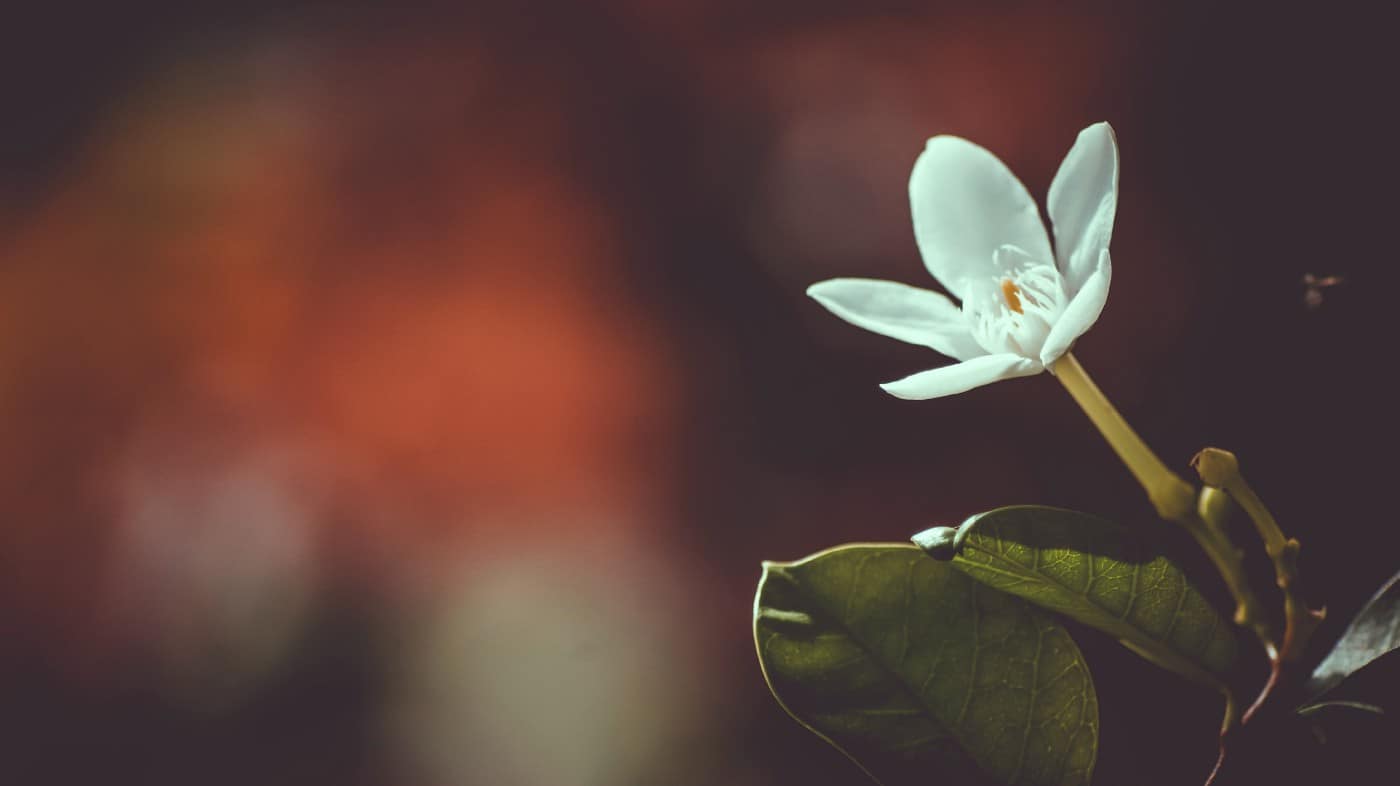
[{"left": 1302, "top": 273, "right": 1345, "bottom": 311}]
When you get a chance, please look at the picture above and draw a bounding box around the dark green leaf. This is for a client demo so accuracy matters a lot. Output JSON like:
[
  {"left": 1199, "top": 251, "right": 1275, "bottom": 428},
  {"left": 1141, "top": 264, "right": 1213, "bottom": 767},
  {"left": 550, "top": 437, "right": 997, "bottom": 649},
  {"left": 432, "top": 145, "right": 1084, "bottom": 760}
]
[
  {"left": 1306, "top": 570, "right": 1400, "bottom": 699},
  {"left": 755, "top": 544, "right": 1098, "bottom": 786},
  {"left": 914, "top": 506, "right": 1236, "bottom": 687}
]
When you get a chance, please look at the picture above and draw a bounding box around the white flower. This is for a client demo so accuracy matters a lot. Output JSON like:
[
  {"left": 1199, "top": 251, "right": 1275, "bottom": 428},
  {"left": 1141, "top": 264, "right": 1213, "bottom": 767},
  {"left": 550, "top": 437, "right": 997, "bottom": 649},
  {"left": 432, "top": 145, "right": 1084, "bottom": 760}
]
[{"left": 808, "top": 122, "right": 1118, "bottom": 399}]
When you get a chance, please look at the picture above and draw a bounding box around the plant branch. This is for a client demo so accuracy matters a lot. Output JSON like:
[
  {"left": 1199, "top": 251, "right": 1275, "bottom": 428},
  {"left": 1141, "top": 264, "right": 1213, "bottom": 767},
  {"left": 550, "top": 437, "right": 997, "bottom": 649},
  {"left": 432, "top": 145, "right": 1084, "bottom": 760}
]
[
  {"left": 1192, "top": 488, "right": 1275, "bottom": 654},
  {"left": 1052, "top": 355, "right": 1274, "bottom": 653},
  {"left": 1192, "top": 448, "right": 1325, "bottom": 668},
  {"left": 1052, "top": 353, "right": 1195, "bottom": 521}
]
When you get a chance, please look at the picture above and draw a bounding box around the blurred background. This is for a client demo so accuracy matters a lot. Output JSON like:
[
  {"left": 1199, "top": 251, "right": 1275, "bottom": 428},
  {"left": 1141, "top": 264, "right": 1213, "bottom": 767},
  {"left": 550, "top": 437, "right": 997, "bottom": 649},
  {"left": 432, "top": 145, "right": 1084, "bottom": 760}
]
[{"left": 3, "top": 2, "right": 1398, "bottom": 784}]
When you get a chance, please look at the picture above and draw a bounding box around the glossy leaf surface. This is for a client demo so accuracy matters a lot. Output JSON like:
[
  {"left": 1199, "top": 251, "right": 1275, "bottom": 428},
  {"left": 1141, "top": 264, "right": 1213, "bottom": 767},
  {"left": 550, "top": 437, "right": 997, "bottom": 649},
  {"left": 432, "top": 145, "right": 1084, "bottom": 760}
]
[
  {"left": 915, "top": 506, "right": 1236, "bottom": 686},
  {"left": 755, "top": 544, "right": 1098, "bottom": 786},
  {"left": 1306, "top": 569, "right": 1400, "bottom": 699}
]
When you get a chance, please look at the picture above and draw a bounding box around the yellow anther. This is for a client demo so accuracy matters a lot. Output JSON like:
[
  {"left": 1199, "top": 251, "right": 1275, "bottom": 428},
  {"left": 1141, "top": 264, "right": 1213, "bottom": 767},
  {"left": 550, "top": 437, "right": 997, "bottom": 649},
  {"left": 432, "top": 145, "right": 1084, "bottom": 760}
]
[{"left": 1000, "top": 279, "right": 1024, "bottom": 314}]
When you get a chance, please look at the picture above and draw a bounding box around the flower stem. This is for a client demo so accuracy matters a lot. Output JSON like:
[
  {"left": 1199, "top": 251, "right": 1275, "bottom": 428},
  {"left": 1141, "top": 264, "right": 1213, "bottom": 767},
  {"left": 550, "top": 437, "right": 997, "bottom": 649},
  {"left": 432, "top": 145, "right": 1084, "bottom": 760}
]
[
  {"left": 1052, "top": 353, "right": 1194, "bottom": 521},
  {"left": 1052, "top": 354, "right": 1274, "bottom": 653},
  {"left": 1052, "top": 354, "right": 1257, "bottom": 767},
  {"left": 1183, "top": 506, "right": 1275, "bottom": 654},
  {"left": 1192, "top": 448, "right": 1324, "bottom": 667}
]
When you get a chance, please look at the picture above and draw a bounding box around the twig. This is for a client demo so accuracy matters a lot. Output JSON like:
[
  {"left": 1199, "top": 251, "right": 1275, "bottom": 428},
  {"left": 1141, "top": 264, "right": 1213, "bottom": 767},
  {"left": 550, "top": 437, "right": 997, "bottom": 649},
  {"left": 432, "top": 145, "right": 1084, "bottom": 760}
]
[
  {"left": 1053, "top": 355, "right": 1275, "bottom": 654},
  {"left": 1192, "top": 448, "right": 1325, "bottom": 669}
]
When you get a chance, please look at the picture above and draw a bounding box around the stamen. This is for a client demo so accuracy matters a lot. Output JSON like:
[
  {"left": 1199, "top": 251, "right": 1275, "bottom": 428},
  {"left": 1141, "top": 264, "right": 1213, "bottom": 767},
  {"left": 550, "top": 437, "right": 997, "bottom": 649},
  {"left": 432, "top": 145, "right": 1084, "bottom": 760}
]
[
  {"left": 966, "top": 257, "right": 1068, "bottom": 357},
  {"left": 1000, "top": 279, "right": 1024, "bottom": 314}
]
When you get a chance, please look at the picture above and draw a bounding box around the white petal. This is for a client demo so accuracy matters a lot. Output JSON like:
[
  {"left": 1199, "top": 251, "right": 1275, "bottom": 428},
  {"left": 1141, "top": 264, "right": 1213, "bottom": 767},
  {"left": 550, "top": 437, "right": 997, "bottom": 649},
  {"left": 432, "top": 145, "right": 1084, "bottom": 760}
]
[
  {"left": 910, "top": 136, "right": 1054, "bottom": 299},
  {"left": 1047, "top": 122, "right": 1118, "bottom": 295},
  {"left": 807, "top": 278, "right": 985, "bottom": 361},
  {"left": 879, "top": 353, "right": 1041, "bottom": 400},
  {"left": 1040, "top": 249, "right": 1111, "bottom": 366}
]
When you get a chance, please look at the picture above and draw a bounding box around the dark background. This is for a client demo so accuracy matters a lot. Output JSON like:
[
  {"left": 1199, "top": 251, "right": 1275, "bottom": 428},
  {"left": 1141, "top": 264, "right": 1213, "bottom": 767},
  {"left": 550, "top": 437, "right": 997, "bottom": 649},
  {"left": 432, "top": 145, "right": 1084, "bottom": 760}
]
[{"left": 3, "top": 2, "right": 1396, "bottom": 784}]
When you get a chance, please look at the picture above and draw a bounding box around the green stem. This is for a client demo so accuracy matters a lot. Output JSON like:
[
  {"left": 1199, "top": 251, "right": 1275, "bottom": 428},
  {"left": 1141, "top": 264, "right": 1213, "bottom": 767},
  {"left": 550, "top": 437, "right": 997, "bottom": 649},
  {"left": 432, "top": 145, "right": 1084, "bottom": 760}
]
[
  {"left": 1184, "top": 515, "right": 1275, "bottom": 656},
  {"left": 1192, "top": 489, "right": 1275, "bottom": 654},
  {"left": 1193, "top": 448, "right": 1324, "bottom": 665},
  {"left": 1051, "top": 353, "right": 1259, "bottom": 741},
  {"left": 1052, "top": 353, "right": 1195, "bottom": 521},
  {"left": 1052, "top": 354, "right": 1274, "bottom": 654}
]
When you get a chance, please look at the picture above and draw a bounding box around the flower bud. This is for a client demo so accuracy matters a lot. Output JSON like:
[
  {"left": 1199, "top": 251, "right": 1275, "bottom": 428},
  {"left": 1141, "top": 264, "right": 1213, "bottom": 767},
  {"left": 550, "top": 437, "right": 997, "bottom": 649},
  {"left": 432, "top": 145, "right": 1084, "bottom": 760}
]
[
  {"left": 911, "top": 526, "right": 960, "bottom": 561},
  {"left": 1191, "top": 447, "right": 1240, "bottom": 488},
  {"left": 1197, "top": 485, "right": 1234, "bottom": 530}
]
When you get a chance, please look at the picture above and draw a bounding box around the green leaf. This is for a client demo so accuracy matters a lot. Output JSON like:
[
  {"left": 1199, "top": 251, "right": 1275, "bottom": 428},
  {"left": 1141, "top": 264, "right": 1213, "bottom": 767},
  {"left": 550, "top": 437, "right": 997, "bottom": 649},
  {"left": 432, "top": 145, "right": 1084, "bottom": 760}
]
[
  {"left": 1306, "top": 569, "right": 1400, "bottom": 700},
  {"left": 914, "top": 506, "right": 1237, "bottom": 687},
  {"left": 754, "top": 544, "right": 1098, "bottom": 786}
]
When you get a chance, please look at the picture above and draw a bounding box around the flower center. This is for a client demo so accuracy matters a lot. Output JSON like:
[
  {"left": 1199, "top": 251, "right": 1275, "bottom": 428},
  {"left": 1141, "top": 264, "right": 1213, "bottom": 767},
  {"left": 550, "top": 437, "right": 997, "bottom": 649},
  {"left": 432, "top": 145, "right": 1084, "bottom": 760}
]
[
  {"left": 1000, "top": 279, "right": 1024, "bottom": 314},
  {"left": 963, "top": 246, "right": 1068, "bottom": 358}
]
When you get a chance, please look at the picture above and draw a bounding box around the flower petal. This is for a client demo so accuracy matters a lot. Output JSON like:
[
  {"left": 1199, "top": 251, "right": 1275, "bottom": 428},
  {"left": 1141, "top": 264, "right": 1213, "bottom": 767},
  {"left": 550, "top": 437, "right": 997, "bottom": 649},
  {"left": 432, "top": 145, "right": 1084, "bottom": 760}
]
[
  {"left": 1040, "top": 249, "right": 1111, "bottom": 366},
  {"left": 910, "top": 136, "right": 1053, "bottom": 299},
  {"left": 879, "top": 353, "right": 1041, "bottom": 400},
  {"left": 807, "top": 278, "right": 985, "bottom": 361},
  {"left": 1047, "top": 122, "right": 1118, "bottom": 295}
]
